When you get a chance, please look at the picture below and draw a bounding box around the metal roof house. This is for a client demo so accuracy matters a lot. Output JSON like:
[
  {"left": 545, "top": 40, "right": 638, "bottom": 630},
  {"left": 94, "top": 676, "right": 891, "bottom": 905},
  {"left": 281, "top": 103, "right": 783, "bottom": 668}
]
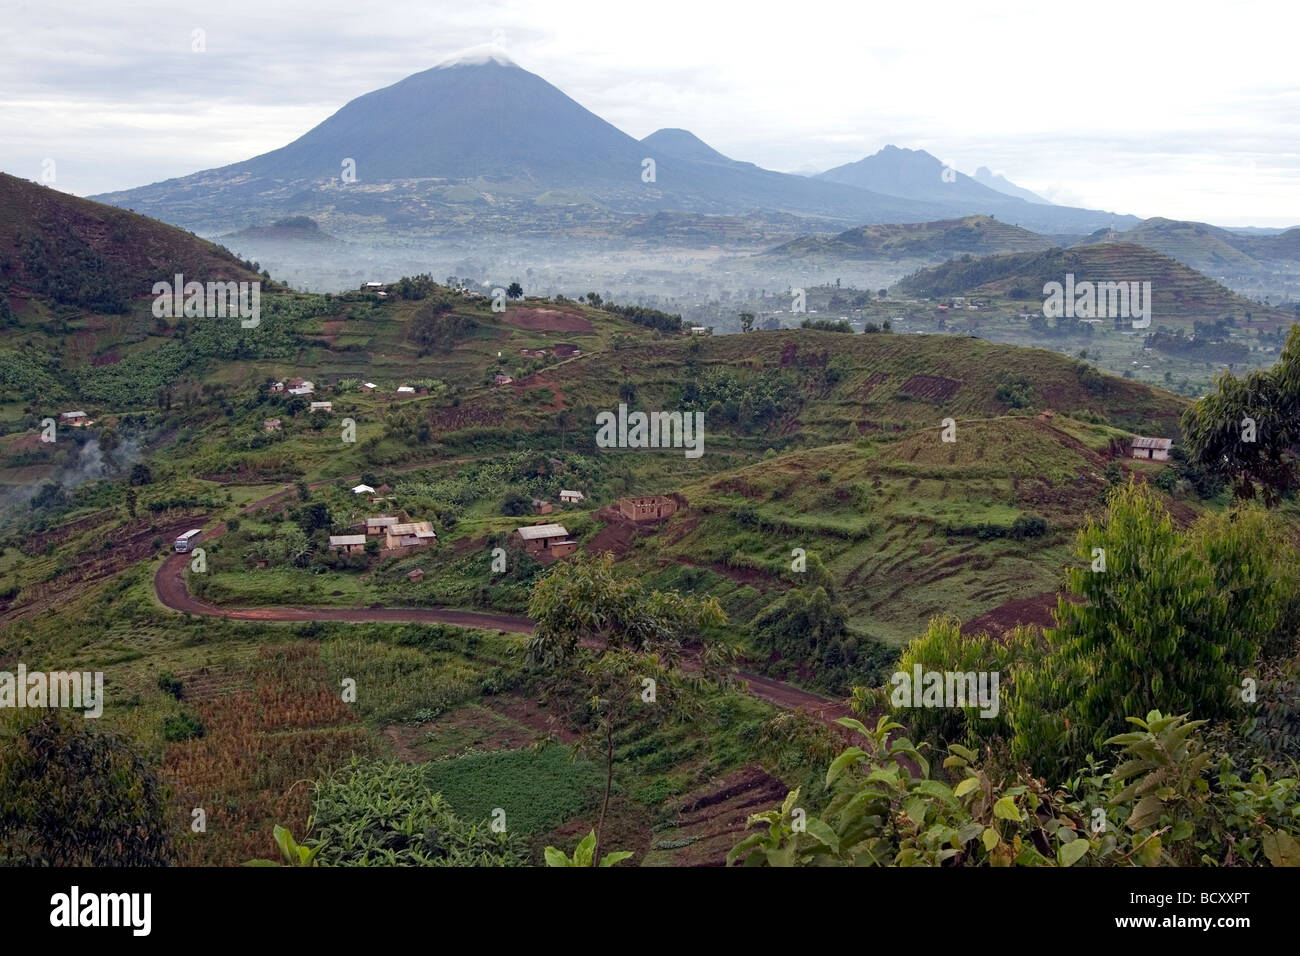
[
  {"left": 1131, "top": 436, "right": 1173, "bottom": 461},
  {"left": 514, "top": 523, "right": 577, "bottom": 559},
  {"left": 329, "top": 534, "right": 367, "bottom": 553}
]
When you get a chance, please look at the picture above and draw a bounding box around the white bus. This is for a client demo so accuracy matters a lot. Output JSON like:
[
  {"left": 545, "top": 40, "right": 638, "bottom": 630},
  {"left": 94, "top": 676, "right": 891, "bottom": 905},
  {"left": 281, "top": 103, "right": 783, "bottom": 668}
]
[{"left": 174, "top": 529, "right": 203, "bottom": 553}]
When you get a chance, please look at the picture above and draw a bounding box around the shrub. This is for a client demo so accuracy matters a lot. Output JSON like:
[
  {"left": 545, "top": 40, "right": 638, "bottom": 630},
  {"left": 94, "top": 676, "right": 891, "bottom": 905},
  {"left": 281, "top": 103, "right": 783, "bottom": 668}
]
[{"left": 0, "top": 711, "right": 172, "bottom": 865}]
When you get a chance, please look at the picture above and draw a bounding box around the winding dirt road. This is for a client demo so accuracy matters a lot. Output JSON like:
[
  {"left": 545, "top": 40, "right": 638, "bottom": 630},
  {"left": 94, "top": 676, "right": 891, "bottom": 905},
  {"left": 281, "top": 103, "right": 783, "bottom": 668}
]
[{"left": 152, "top": 473, "right": 852, "bottom": 725}]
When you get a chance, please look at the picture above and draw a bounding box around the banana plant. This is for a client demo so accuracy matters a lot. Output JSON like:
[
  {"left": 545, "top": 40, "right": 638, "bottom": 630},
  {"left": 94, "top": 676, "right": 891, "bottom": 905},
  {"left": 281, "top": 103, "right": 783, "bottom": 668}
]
[
  {"left": 242, "top": 824, "right": 322, "bottom": 867},
  {"left": 544, "top": 830, "right": 633, "bottom": 867}
]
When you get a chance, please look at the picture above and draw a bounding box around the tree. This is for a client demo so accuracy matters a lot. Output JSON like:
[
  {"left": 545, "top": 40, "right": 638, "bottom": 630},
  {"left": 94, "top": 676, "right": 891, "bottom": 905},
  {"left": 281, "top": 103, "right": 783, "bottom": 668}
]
[
  {"left": 739, "top": 312, "right": 755, "bottom": 334},
  {"left": 1010, "top": 480, "right": 1289, "bottom": 776},
  {"left": 1182, "top": 322, "right": 1300, "bottom": 504},
  {"left": 525, "top": 550, "right": 725, "bottom": 667},
  {"left": 0, "top": 711, "right": 173, "bottom": 865},
  {"left": 526, "top": 554, "right": 730, "bottom": 859},
  {"left": 506, "top": 281, "right": 523, "bottom": 299}
]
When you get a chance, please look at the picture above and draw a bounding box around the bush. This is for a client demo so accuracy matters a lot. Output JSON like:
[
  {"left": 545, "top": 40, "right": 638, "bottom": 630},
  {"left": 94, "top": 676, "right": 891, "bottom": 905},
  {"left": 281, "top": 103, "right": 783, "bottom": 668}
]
[
  {"left": 162, "top": 711, "right": 207, "bottom": 741},
  {"left": 0, "top": 711, "right": 172, "bottom": 865},
  {"left": 157, "top": 670, "right": 184, "bottom": 699}
]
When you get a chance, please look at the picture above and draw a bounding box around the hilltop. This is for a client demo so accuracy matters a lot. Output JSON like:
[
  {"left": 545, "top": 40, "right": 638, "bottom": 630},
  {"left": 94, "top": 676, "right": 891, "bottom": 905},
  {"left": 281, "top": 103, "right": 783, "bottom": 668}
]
[
  {"left": 760, "top": 215, "right": 1056, "bottom": 264},
  {"left": 0, "top": 172, "right": 261, "bottom": 314},
  {"left": 221, "top": 217, "right": 342, "bottom": 245},
  {"left": 1074, "top": 217, "right": 1300, "bottom": 302},
  {"left": 896, "top": 241, "right": 1293, "bottom": 329}
]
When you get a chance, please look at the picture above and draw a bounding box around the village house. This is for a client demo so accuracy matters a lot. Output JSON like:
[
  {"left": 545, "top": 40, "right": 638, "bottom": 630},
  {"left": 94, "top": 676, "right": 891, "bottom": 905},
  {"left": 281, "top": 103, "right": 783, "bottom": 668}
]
[
  {"left": 1037, "top": 410, "right": 1054, "bottom": 422},
  {"left": 619, "top": 494, "right": 680, "bottom": 522},
  {"left": 407, "top": 569, "right": 425, "bottom": 582},
  {"left": 328, "top": 534, "right": 367, "bottom": 554},
  {"left": 493, "top": 373, "right": 514, "bottom": 386},
  {"left": 514, "top": 523, "right": 577, "bottom": 559},
  {"left": 59, "top": 411, "right": 91, "bottom": 427},
  {"left": 361, "top": 382, "right": 377, "bottom": 392},
  {"left": 519, "top": 348, "right": 548, "bottom": 359},
  {"left": 1131, "top": 436, "right": 1173, "bottom": 461},
  {"left": 263, "top": 418, "right": 282, "bottom": 432},
  {"left": 559, "top": 489, "right": 585, "bottom": 504},
  {"left": 310, "top": 401, "right": 333, "bottom": 413},
  {"left": 287, "top": 378, "right": 315, "bottom": 396},
  {"left": 362, "top": 516, "right": 400, "bottom": 536},
  {"left": 384, "top": 521, "right": 437, "bottom": 550},
  {"left": 352, "top": 484, "right": 375, "bottom": 495},
  {"left": 533, "top": 499, "right": 554, "bottom": 515},
  {"left": 269, "top": 381, "right": 285, "bottom": 393},
  {"left": 689, "top": 326, "right": 709, "bottom": 335},
  {"left": 396, "top": 385, "right": 416, "bottom": 396}
]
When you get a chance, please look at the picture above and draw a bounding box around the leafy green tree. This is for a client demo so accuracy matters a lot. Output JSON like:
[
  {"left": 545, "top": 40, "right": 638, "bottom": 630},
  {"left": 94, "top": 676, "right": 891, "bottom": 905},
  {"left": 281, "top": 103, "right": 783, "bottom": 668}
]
[
  {"left": 506, "top": 281, "right": 523, "bottom": 299},
  {"left": 1011, "top": 481, "right": 1287, "bottom": 775},
  {"left": 525, "top": 550, "right": 725, "bottom": 667},
  {"left": 739, "top": 312, "right": 755, "bottom": 333},
  {"left": 1182, "top": 323, "right": 1300, "bottom": 504},
  {"left": 526, "top": 554, "right": 730, "bottom": 857}
]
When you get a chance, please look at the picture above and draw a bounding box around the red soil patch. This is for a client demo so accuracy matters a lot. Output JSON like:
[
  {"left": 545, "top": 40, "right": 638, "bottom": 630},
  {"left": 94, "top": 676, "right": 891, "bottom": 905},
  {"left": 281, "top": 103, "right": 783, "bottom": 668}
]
[
  {"left": 963, "top": 591, "right": 1066, "bottom": 638},
  {"left": 651, "top": 766, "right": 791, "bottom": 866},
  {"left": 488, "top": 693, "right": 580, "bottom": 744},
  {"left": 506, "top": 307, "right": 593, "bottom": 334},
  {"left": 451, "top": 535, "right": 487, "bottom": 556},
  {"left": 899, "top": 374, "right": 962, "bottom": 400},
  {"left": 855, "top": 371, "right": 890, "bottom": 399},
  {"left": 512, "top": 374, "right": 567, "bottom": 409}
]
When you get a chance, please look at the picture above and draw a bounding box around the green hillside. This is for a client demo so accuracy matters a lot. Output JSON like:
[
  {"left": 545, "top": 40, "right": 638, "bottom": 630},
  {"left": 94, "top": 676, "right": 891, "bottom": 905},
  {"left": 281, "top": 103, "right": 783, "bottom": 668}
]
[{"left": 418, "top": 327, "right": 1188, "bottom": 456}]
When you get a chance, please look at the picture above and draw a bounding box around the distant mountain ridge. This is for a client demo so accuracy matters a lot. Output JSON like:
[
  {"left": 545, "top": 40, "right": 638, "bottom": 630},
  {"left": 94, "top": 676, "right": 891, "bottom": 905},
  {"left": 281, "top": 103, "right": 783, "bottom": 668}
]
[
  {"left": 974, "top": 166, "right": 1052, "bottom": 205},
  {"left": 816, "top": 145, "right": 1133, "bottom": 233},
  {"left": 91, "top": 54, "right": 1137, "bottom": 238},
  {"left": 1077, "top": 217, "right": 1300, "bottom": 271}
]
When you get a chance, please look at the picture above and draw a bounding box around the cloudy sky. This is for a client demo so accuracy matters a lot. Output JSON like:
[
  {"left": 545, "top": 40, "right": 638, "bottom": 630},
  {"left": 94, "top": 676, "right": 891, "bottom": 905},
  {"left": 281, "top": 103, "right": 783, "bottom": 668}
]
[{"left": 3, "top": 0, "right": 1297, "bottom": 226}]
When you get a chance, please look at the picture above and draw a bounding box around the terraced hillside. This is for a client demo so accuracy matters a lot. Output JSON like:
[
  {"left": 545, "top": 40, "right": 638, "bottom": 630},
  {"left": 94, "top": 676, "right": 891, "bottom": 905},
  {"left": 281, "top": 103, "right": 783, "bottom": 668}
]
[
  {"left": 605, "top": 415, "right": 1175, "bottom": 646},
  {"left": 896, "top": 242, "right": 1293, "bottom": 331},
  {"left": 423, "top": 327, "right": 1189, "bottom": 453}
]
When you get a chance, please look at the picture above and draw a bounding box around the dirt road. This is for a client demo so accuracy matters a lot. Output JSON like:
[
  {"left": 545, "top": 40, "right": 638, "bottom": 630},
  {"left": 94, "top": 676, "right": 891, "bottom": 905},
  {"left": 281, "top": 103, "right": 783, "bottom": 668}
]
[{"left": 152, "top": 469, "right": 853, "bottom": 725}]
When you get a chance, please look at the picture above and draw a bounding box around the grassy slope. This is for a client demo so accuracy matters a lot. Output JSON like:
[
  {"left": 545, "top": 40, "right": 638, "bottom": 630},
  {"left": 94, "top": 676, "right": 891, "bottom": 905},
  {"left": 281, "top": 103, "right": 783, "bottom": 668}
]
[{"left": 438, "top": 327, "right": 1188, "bottom": 447}]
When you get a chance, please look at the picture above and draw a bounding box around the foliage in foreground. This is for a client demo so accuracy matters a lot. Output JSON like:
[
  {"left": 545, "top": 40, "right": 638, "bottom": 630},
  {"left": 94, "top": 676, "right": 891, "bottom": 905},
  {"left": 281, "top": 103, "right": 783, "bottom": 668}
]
[
  {"left": 544, "top": 830, "right": 634, "bottom": 867},
  {"left": 299, "top": 758, "right": 528, "bottom": 866},
  {"left": 730, "top": 712, "right": 1299, "bottom": 867}
]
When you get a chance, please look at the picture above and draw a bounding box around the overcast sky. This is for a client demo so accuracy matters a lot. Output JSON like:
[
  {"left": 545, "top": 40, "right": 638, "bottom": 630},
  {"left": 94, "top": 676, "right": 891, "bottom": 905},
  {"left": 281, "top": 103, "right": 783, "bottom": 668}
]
[{"left": 3, "top": 0, "right": 1298, "bottom": 227}]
